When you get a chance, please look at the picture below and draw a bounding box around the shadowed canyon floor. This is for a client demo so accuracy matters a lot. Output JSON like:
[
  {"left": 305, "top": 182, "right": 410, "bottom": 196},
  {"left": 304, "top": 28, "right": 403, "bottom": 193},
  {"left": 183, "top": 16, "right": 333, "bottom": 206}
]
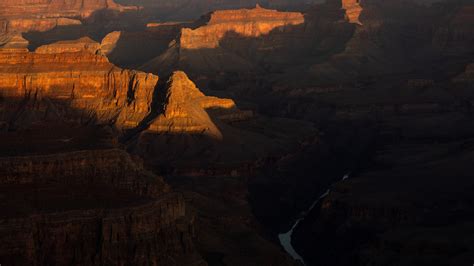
[{"left": 0, "top": 0, "right": 473, "bottom": 265}]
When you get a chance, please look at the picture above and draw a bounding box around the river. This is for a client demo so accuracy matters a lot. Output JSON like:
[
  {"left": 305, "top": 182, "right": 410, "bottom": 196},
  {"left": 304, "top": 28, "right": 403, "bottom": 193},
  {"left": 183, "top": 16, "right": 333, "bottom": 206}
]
[{"left": 278, "top": 173, "right": 350, "bottom": 265}]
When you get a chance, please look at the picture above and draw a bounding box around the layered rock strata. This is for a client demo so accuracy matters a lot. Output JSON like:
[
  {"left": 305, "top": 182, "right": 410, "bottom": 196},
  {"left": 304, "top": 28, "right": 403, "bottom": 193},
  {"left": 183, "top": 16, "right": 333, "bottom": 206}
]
[
  {"left": 141, "top": 5, "right": 305, "bottom": 74},
  {"left": 0, "top": 50, "right": 158, "bottom": 129},
  {"left": 35, "top": 37, "right": 101, "bottom": 54},
  {"left": 0, "top": 0, "right": 124, "bottom": 19},
  {"left": 0, "top": 147, "right": 202, "bottom": 265}
]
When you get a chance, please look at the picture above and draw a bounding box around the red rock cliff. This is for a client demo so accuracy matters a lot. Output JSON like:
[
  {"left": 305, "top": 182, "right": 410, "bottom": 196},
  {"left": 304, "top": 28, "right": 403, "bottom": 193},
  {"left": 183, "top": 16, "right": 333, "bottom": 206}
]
[
  {"left": 180, "top": 5, "right": 305, "bottom": 49},
  {"left": 0, "top": 51, "right": 158, "bottom": 129}
]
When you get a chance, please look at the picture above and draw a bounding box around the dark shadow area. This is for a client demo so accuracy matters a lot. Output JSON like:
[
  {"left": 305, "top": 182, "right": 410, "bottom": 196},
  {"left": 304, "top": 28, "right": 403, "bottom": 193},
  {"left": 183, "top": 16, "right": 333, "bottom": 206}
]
[{"left": 0, "top": 96, "right": 118, "bottom": 156}]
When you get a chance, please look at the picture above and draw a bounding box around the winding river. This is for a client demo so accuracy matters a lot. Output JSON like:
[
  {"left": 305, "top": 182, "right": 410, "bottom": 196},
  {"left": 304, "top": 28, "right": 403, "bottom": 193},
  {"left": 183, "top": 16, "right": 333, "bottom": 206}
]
[{"left": 278, "top": 173, "right": 350, "bottom": 265}]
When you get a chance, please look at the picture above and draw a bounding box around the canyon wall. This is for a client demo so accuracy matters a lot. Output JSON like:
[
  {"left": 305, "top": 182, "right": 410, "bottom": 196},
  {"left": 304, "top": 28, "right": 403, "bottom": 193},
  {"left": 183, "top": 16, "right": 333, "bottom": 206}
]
[
  {"left": 0, "top": 0, "right": 136, "bottom": 35},
  {"left": 0, "top": 147, "right": 202, "bottom": 265},
  {"left": 0, "top": 0, "right": 123, "bottom": 19},
  {"left": 180, "top": 5, "right": 304, "bottom": 49},
  {"left": 142, "top": 6, "right": 306, "bottom": 74},
  {"left": 0, "top": 50, "right": 158, "bottom": 129}
]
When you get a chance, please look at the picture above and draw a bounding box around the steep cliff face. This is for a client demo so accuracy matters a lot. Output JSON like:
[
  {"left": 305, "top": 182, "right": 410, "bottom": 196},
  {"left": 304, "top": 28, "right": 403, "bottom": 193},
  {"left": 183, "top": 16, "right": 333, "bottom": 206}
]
[
  {"left": 0, "top": 50, "right": 158, "bottom": 129},
  {"left": 0, "top": 0, "right": 123, "bottom": 19},
  {"left": 0, "top": 47, "right": 205, "bottom": 264},
  {"left": 0, "top": 0, "right": 135, "bottom": 35},
  {"left": 141, "top": 6, "right": 305, "bottom": 74},
  {"left": 0, "top": 149, "right": 169, "bottom": 197},
  {"left": 0, "top": 17, "right": 82, "bottom": 36},
  {"left": 180, "top": 5, "right": 304, "bottom": 49},
  {"left": 115, "top": 0, "right": 311, "bottom": 20},
  {"left": 0, "top": 147, "right": 203, "bottom": 265}
]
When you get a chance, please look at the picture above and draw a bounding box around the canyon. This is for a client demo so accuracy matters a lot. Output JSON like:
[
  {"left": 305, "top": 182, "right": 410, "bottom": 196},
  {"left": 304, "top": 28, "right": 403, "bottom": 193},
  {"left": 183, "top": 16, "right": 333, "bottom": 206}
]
[{"left": 0, "top": 0, "right": 473, "bottom": 265}]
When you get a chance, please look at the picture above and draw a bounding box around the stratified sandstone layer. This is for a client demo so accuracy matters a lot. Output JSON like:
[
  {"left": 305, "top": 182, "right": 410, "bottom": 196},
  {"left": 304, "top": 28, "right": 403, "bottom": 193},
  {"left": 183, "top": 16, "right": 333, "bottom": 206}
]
[
  {"left": 1, "top": 17, "right": 82, "bottom": 35},
  {"left": 0, "top": 50, "right": 158, "bottom": 129},
  {"left": 180, "top": 5, "right": 304, "bottom": 49},
  {"left": 142, "top": 5, "right": 305, "bottom": 74},
  {"left": 115, "top": 0, "right": 309, "bottom": 20},
  {"left": 0, "top": 0, "right": 138, "bottom": 35},
  {"left": 0, "top": 33, "right": 29, "bottom": 52},
  {"left": 35, "top": 37, "right": 101, "bottom": 54},
  {"left": 0, "top": 0, "right": 123, "bottom": 19}
]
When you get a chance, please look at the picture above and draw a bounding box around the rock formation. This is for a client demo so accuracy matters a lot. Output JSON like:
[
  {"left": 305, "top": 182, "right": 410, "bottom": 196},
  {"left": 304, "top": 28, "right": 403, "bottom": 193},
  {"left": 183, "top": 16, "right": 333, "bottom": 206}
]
[
  {"left": 0, "top": 17, "right": 82, "bottom": 36},
  {"left": 142, "top": 5, "right": 305, "bottom": 74},
  {"left": 0, "top": 50, "right": 157, "bottom": 129},
  {"left": 0, "top": 30, "right": 208, "bottom": 265},
  {"left": 36, "top": 37, "right": 101, "bottom": 54},
  {"left": 0, "top": 0, "right": 124, "bottom": 19},
  {"left": 0, "top": 145, "right": 203, "bottom": 265},
  {"left": 149, "top": 71, "right": 236, "bottom": 138},
  {"left": 115, "top": 0, "right": 310, "bottom": 20},
  {"left": 134, "top": 70, "right": 316, "bottom": 176},
  {"left": 0, "top": 33, "right": 29, "bottom": 52},
  {"left": 0, "top": 0, "right": 137, "bottom": 35},
  {"left": 341, "top": 0, "right": 363, "bottom": 25},
  {"left": 181, "top": 4, "right": 304, "bottom": 49}
]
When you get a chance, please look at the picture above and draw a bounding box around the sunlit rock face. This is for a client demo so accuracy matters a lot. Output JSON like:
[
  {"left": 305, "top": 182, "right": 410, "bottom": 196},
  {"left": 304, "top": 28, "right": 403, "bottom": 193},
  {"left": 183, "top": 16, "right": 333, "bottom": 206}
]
[
  {"left": 36, "top": 37, "right": 101, "bottom": 54},
  {"left": 0, "top": 17, "right": 82, "bottom": 35},
  {"left": 149, "top": 71, "right": 238, "bottom": 138},
  {"left": 180, "top": 5, "right": 304, "bottom": 49},
  {"left": 0, "top": 33, "right": 29, "bottom": 52},
  {"left": 142, "top": 6, "right": 305, "bottom": 74},
  {"left": 0, "top": 0, "right": 123, "bottom": 19},
  {"left": 0, "top": 0, "right": 133, "bottom": 35},
  {"left": 0, "top": 50, "right": 158, "bottom": 129},
  {"left": 115, "top": 0, "right": 310, "bottom": 20},
  {"left": 341, "top": 0, "right": 363, "bottom": 25}
]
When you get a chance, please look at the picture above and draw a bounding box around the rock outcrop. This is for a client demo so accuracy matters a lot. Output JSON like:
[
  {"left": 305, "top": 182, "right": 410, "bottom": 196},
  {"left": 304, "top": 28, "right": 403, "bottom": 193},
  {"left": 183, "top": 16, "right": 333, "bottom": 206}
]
[
  {"left": 115, "top": 0, "right": 310, "bottom": 20},
  {"left": 0, "top": 0, "right": 123, "bottom": 19},
  {"left": 134, "top": 71, "right": 316, "bottom": 177},
  {"left": 36, "top": 37, "right": 101, "bottom": 54},
  {"left": 341, "top": 0, "right": 363, "bottom": 25},
  {"left": 0, "top": 33, "right": 29, "bottom": 52},
  {"left": 0, "top": 17, "right": 82, "bottom": 36},
  {"left": 179, "top": 4, "right": 304, "bottom": 49},
  {"left": 149, "top": 71, "right": 237, "bottom": 138},
  {"left": 141, "top": 5, "right": 305, "bottom": 74},
  {"left": 0, "top": 0, "right": 138, "bottom": 35},
  {"left": 0, "top": 50, "right": 158, "bottom": 129}
]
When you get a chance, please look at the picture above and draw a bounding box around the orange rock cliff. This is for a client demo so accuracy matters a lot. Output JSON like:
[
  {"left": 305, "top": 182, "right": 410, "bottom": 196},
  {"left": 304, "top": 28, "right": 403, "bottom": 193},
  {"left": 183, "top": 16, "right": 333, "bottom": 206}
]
[{"left": 180, "top": 5, "right": 305, "bottom": 49}]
